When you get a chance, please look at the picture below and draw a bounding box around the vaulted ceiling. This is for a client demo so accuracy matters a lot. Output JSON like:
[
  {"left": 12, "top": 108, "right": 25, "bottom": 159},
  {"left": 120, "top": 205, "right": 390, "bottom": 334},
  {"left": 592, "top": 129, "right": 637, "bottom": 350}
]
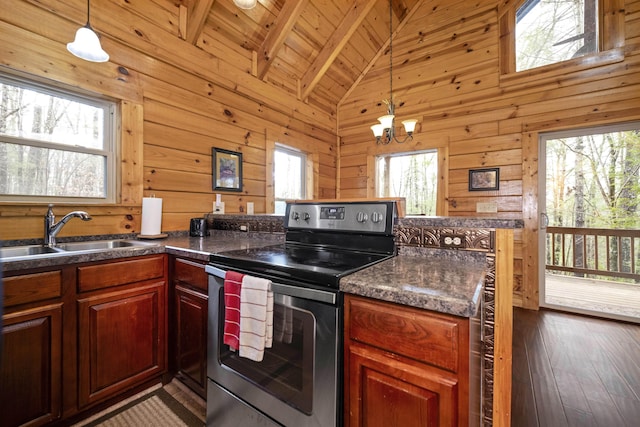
[{"left": 171, "top": 0, "right": 421, "bottom": 114}]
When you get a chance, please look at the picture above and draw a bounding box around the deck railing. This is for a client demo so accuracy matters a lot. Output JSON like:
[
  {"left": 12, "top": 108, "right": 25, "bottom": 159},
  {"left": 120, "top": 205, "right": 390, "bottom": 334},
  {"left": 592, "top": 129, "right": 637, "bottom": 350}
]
[{"left": 546, "top": 226, "right": 640, "bottom": 282}]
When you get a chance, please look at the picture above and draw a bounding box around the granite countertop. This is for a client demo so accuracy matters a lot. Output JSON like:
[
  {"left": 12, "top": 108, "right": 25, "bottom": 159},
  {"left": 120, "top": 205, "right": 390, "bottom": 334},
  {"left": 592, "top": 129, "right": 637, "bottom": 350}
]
[
  {"left": 3, "top": 231, "right": 484, "bottom": 318},
  {"left": 340, "top": 247, "right": 486, "bottom": 318},
  {"left": 162, "top": 232, "right": 284, "bottom": 261}
]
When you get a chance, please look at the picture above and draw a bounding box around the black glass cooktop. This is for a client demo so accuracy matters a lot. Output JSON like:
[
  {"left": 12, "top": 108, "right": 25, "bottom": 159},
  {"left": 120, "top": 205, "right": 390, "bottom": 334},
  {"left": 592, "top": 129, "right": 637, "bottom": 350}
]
[{"left": 209, "top": 243, "right": 392, "bottom": 288}]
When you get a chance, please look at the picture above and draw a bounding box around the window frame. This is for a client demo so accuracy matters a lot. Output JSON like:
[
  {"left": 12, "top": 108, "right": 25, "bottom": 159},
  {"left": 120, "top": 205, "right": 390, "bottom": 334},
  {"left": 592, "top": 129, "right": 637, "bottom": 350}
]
[
  {"left": 375, "top": 149, "right": 440, "bottom": 216},
  {"left": 499, "top": 0, "right": 625, "bottom": 82},
  {"left": 274, "top": 144, "right": 308, "bottom": 203},
  {"left": 0, "top": 72, "right": 118, "bottom": 204},
  {"left": 366, "top": 139, "right": 448, "bottom": 216}
]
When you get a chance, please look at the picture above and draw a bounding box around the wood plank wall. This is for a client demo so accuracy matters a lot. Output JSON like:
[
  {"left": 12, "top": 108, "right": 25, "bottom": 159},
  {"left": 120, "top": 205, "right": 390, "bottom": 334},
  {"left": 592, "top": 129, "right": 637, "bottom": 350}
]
[
  {"left": 0, "top": 0, "right": 337, "bottom": 241},
  {"left": 338, "top": 0, "right": 640, "bottom": 308}
]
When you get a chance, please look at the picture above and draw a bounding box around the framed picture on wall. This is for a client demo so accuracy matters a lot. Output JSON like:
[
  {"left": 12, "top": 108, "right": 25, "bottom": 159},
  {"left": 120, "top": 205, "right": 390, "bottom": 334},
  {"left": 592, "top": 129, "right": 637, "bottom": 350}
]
[
  {"left": 212, "top": 148, "right": 243, "bottom": 192},
  {"left": 469, "top": 167, "right": 500, "bottom": 191}
]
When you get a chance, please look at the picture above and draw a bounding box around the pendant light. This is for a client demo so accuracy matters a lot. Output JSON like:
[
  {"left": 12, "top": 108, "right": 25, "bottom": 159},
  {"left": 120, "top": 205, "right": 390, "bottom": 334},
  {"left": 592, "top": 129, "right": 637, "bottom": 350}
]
[
  {"left": 67, "top": 0, "right": 109, "bottom": 63},
  {"left": 233, "top": 0, "right": 258, "bottom": 9},
  {"left": 370, "top": 0, "right": 418, "bottom": 144}
]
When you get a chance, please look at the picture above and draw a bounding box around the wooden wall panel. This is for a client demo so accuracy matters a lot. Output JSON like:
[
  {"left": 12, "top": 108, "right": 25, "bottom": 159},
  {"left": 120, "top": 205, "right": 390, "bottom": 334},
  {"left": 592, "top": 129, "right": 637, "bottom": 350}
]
[
  {"left": 0, "top": 0, "right": 337, "bottom": 239},
  {"left": 338, "top": 0, "right": 640, "bottom": 309}
]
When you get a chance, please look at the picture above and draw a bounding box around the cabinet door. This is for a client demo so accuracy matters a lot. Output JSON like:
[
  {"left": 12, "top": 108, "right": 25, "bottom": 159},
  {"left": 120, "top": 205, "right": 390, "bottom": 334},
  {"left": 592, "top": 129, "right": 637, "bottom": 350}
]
[
  {"left": 174, "top": 284, "right": 208, "bottom": 398},
  {"left": 77, "top": 282, "right": 166, "bottom": 407},
  {"left": 348, "top": 344, "right": 458, "bottom": 427},
  {"left": 0, "top": 304, "right": 62, "bottom": 427}
]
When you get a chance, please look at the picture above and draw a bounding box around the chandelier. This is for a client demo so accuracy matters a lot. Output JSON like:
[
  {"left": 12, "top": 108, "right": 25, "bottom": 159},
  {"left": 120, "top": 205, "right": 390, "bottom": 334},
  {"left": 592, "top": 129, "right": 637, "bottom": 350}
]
[
  {"left": 370, "top": 0, "right": 417, "bottom": 144},
  {"left": 67, "top": 0, "right": 109, "bottom": 63}
]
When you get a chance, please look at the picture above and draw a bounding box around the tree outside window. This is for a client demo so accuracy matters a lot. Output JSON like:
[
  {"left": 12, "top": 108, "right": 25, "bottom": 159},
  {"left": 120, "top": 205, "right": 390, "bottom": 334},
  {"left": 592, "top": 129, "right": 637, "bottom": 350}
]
[
  {"left": 516, "top": 0, "right": 598, "bottom": 72},
  {"left": 376, "top": 150, "right": 438, "bottom": 216},
  {"left": 0, "top": 74, "right": 115, "bottom": 203},
  {"left": 274, "top": 146, "right": 306, "bottom": 214}
]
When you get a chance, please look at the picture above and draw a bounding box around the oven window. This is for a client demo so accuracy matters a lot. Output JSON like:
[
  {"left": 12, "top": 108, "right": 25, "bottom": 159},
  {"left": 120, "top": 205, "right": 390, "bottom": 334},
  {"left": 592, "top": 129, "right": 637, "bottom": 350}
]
[{"left": 218, "top": 298, "right": 315, "bottom": 414}]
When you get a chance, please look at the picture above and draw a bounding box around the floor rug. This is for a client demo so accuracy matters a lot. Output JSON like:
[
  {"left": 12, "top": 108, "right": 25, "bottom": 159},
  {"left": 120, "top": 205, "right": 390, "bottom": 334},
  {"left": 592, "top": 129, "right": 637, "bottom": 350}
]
[{"left": 82, "top": 388, "right": 204, "bottom": 427}]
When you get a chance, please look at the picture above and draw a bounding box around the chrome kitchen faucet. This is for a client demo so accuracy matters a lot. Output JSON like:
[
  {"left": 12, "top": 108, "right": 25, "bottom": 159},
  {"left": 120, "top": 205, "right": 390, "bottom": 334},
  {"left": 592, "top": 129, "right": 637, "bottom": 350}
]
[{"left": 44, "top": 204, "right": 92, "bottom": 246}]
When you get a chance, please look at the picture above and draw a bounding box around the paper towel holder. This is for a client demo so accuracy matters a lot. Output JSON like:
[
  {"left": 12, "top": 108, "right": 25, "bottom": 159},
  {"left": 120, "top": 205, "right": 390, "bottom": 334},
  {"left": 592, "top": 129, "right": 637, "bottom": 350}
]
[
  {"left": 138, "top": 232, "right": 168, "bottom": 239},
  {"left": 138, "top": 196, "right": 168, "bottom": 239}
]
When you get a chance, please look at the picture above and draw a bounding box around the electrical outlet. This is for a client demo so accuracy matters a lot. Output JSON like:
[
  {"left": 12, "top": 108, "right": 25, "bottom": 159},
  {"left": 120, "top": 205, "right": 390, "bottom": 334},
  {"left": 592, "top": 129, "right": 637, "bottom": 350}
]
[
  {"left": 440, "top": 233, "right": 466, "bottom": 249},
  {"left": 476, "top": 202, "right": 498, "bottom": 213}
]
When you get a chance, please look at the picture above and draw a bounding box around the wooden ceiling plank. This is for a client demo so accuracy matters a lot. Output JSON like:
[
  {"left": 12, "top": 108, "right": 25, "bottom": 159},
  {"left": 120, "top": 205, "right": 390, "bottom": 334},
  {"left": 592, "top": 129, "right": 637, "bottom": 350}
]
[
  {"left": 257, "top": 0, "right": 310, "bottom": 79},
  {"left": 186, "top": 0, "right": 216, "bottom": 45},
  {"left": 338, "top": 0, "right": 423, "bottom": 107},
  {"left": 299, "top": 0, "right": 378, "bottom": 101}
]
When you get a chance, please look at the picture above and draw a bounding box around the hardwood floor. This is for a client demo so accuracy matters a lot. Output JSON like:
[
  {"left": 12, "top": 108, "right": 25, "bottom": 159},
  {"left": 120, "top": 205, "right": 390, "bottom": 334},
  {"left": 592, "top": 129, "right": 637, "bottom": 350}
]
[{"left": 511, "top": 307, "right": 640, "bottom": 426}]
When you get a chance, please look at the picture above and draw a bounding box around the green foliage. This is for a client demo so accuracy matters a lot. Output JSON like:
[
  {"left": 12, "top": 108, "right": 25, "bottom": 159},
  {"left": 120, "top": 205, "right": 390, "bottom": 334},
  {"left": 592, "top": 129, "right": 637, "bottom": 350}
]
[{"left": 546, "top": 128, "right": 640, "bottom": 230}]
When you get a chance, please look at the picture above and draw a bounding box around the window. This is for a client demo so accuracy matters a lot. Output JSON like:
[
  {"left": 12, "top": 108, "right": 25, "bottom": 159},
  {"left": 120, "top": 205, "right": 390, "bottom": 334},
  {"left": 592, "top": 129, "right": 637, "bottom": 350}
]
[
  {"left": 500, "top": 0, "right": 625, "bottom": 76},
  {"left": 542, "top": 122, "right": 640, "bottom": 229},
  {"left": 376, "top": 150, "right": 438, "bottom": 216},
  {"left": 516, "top": 0, "right": 598, "bottom": 72},
  {"left": 0, "top": 74, "right": 116, "bottom": 203},
  {"left": 274, "top": 145, "right": 306, "bottom": 215}
]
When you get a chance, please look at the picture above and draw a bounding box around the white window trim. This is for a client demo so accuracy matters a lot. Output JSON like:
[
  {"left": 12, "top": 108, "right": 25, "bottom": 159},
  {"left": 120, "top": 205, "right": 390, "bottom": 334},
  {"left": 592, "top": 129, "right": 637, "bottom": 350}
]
[{"left": 274, "top": 143, "right": 307, "bottom": 202}]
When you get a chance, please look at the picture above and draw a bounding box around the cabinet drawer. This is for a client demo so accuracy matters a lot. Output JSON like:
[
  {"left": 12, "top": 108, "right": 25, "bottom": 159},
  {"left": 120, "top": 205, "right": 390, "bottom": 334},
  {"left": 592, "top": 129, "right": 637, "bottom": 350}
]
[
  {"left": 78, "top": 255, "right": 165, "bottom": 292},
  {"left": 173, "top": 258, "right": 207, "bottom": 291},
  {"left": 347, "top": 296, "right": 461, "bottom": 373},
  {"left": 4, "top": 270, "right": 63, "bottom": 307}
]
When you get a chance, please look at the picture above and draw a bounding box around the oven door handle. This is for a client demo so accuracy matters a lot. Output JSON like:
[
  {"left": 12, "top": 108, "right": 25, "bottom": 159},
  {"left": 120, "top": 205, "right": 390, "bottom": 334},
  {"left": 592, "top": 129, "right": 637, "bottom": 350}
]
[{"left": 206, "top": 264, "right": 337, "bottom": 305}]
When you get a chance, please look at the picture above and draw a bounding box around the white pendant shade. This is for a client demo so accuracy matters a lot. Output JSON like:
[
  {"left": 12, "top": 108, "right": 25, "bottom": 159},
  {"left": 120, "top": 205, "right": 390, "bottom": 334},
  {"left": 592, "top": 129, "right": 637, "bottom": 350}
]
[
  {"left": 67, "top": 26, "right": 109, "bottom": 63},
  {"left": 401, "top": 119, "right": 418, "bottom": 134},
  {"left": 377, "top": 115, "right": 395, "bottom": 129},
  {"left": 370, "top": 124, "right": 384, "bottom": 138},
  {"left": 233, "top": 0, "right": 257, "bottom": 9}
]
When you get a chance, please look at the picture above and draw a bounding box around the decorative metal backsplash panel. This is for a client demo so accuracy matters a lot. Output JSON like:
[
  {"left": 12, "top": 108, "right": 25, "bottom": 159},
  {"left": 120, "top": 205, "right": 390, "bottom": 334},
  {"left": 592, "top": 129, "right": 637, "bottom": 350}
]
[{"left": 394, "top": 225, "right": 493, "bottom": 251}]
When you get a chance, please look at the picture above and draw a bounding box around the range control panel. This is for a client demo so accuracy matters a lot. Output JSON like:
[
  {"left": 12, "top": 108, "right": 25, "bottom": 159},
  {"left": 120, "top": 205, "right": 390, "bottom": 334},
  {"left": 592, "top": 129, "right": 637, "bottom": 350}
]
[{"left": 285, "top": 201, "right": 395, "bottom": 234}]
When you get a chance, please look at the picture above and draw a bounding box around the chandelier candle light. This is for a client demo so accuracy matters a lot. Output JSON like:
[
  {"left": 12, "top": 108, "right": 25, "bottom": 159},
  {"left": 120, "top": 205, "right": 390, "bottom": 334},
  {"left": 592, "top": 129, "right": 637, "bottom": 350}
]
[
  {"left": 370, "top": 0, "right": 418, "bottom": 144},
  {"left": 67, "top": 0, "right": 109, "bottom": 62}
]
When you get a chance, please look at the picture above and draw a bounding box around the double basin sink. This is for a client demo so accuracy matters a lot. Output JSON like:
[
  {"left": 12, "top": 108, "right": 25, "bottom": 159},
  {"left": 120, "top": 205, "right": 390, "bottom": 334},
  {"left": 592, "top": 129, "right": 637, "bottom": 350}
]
[{"left": 1, "top": 240, "right": 158, "bottom": 262}]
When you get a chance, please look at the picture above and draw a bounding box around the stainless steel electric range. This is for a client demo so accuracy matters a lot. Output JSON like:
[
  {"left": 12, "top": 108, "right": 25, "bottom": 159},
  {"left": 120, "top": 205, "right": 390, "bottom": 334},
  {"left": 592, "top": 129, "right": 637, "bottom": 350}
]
[{"left": 205, "top": 200, "right": 397, "bottom": 427}]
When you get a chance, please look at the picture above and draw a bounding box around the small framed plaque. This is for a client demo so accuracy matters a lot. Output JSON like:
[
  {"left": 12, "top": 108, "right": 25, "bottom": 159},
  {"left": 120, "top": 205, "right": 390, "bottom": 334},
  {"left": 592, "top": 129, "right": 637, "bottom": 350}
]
[{"left": 469, "top": 168, "right": 499, "bottom": 191}]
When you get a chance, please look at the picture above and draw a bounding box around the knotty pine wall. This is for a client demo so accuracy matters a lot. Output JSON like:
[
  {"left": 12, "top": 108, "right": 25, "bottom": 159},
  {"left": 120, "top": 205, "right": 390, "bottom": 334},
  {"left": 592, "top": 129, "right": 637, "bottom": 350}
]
[
  {"left": 338, "top": 0, "right": 640, "bottom": 308},
  {"left": 0, "top": 0, "right": 337, "bottom": 241}
]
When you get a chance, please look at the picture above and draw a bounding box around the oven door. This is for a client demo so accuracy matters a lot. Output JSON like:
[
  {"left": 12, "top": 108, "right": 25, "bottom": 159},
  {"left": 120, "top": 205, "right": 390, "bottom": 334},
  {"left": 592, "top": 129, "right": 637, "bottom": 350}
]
[{"left": 206, "top": 264, "right": 341, "bottom": 427}]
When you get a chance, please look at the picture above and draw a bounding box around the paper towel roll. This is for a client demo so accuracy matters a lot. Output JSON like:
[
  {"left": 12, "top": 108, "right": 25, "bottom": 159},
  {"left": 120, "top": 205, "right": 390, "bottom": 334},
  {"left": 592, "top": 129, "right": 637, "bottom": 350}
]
[{"left": 141, "top": 197, "right": 163, "bottom": 235}]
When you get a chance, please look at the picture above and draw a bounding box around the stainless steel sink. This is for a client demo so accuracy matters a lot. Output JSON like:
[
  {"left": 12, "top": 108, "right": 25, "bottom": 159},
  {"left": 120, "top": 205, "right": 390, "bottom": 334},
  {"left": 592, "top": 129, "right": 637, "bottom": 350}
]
[
  {"left": 56, "top": 240, "right": 155, "bottom": 252},
  {"left": 1, "top": 239, "right": 158, "bottom": 261},
  {"left": 0, "top": 245, "right": 65, "bottom": 258}
]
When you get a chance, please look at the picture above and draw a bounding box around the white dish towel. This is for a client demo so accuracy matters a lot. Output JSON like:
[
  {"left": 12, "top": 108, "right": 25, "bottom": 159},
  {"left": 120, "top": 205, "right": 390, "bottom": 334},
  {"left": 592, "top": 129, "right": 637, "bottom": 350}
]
[{"left": 239, "top": 275, "right": 273, "bottom": 361}]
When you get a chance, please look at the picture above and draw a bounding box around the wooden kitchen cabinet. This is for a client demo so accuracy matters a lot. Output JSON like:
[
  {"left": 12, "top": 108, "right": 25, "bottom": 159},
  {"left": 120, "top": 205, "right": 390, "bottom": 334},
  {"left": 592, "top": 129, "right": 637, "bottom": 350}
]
[
  {"left": 1, "top": 254, "right": 168, "bottom": 425},
  {"left": 169, "top": 256, "right": 208, "bottom": 398},
  {"left": 76, "top": 255, "right": 167, "bottom": 408},
  {"left": 344, "top": 294, "right": 480, "bottom": 427},
  {"left": 0, "top": 270, "right": 64, "bottom": 427}
]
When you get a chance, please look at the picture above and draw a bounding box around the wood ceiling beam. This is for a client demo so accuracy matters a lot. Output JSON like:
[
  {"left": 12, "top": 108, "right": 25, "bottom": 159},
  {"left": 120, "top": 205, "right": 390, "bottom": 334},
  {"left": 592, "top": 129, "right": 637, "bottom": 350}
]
[
  {"left": 338, "top": 0, "right": 422, "bottom": 107},
  {"left": 257, "top": 0, "right": 309, "bottom": 80},
  {"left": 300, "top": 0, "right": 379, "bottom": 101},
  {"left": 182, "top": 0, "right": 215, "bottom": 45}
]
